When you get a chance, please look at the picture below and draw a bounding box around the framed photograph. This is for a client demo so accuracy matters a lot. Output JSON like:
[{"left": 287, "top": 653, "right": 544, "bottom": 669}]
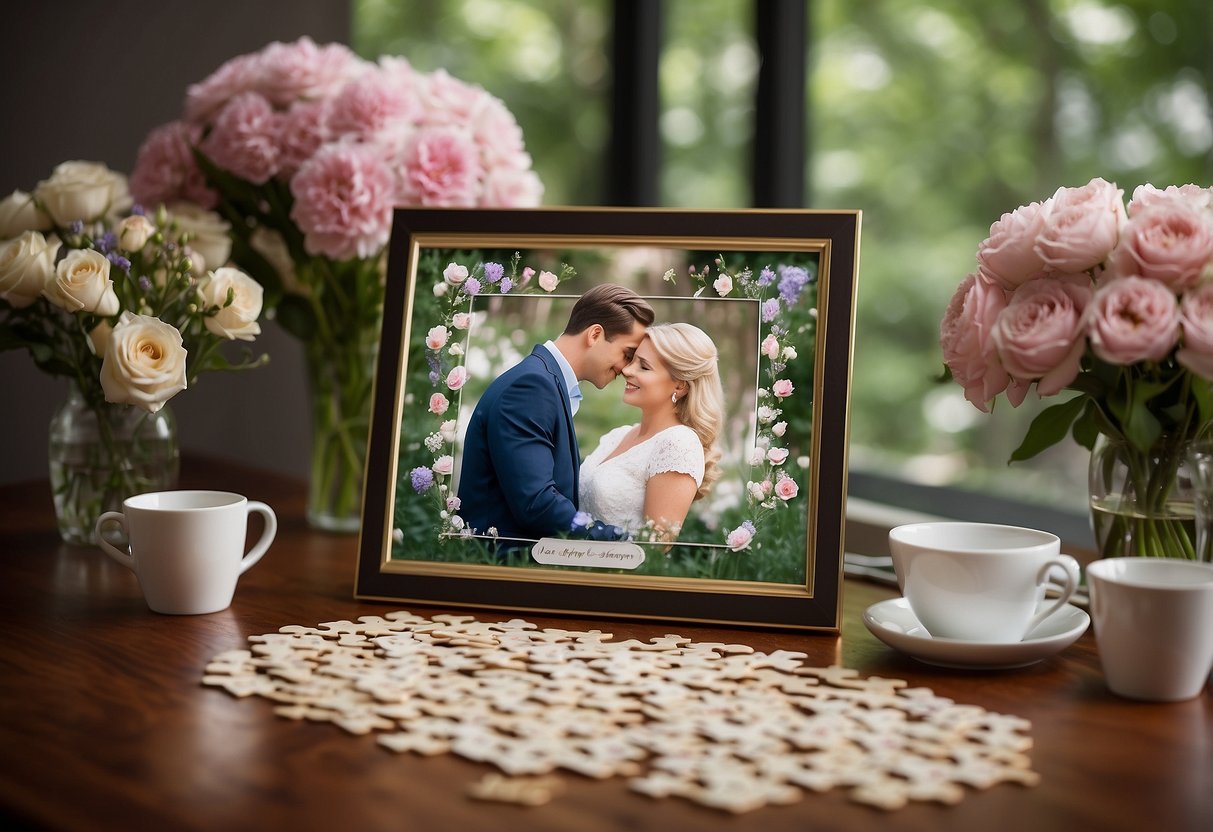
[{"left": 355, "top": 208, "right": 860, "bottom": 631}]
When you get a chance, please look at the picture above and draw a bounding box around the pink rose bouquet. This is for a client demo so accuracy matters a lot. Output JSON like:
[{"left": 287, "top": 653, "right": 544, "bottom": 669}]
[
  {"left": 129, "top": 37, "right": 543, "bottom": 530},
  {"left": 941, "top": 178, "right": 1213, "bottom": 559}
]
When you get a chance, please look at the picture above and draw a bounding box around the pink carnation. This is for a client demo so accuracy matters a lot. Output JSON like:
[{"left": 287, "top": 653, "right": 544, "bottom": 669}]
[
  {"left": 184, "top": 53, "right": 262, "bottom": 124},
  {"left": 481, "top": 169, "right": 544, "bottom": 208},
  {"left": 1088, "top": 276, "right": 1180, "bottom": 365},
  {"left": 940, "top": 273, "right": 1016, "bottom": 411},
  {"left": 129, "top": 121, "right": 218, "bottom": 210},
  {"left": 200, "top": 93, "right": 281, "bottom": 185},
  {"left": 1178, "top": 284, "right": 1213, "bottom": 380},
  {"left": 1107, "top": 204, "right": 1213, "bottom": 292},
  {"left": 991, "top": 276, "right": 1091, "bottom": 396},
  {"left": 470, "top": 95, "right": 528, "bottom": 168},
  {"left": 1128, "top": 183, "right": 1213, "bottom": 215},
  {"left": 976, "top": 200, "right": 1052, "bottom": 291},
  {"left": 419, "top": 69, "right": 487, "bottom": 127},
  {"left": 1035, "top": 177, "right": 1126, "bottom": 273},
  {"left": 398, "top": 126, "right": 483, "bottom": 207},
  {"left": 276, "top": 99, "right": 332, "bottom": 178},
  {"left": 289, "top": 143, "right": 395, "bottom": 260},
  {"left": 327, "top": 69, "right": 421, "bottom": 143},
  {"left": 257, "top": 36, "right": 360, "bottom": 107}
]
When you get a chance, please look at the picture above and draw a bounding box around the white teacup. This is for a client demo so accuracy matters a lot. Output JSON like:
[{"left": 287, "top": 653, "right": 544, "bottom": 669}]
[
  {"left": 1087, "top": 558, "right": 1213, "bottom": 702},
  {"left": 95, "top": 490, "right": 277, "bottom": 615},
  {"left": 888, "top": 522, "right": 1080, "bottom": 642}
]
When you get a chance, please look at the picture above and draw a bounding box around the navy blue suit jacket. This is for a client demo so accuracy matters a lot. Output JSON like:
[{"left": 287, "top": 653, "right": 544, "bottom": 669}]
[{"left": 457, "top": 346, "right": 580, "bottom": 541}]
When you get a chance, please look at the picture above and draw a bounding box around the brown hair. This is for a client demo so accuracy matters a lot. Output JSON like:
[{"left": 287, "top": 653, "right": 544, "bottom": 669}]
[{"left": 563, "top": 283, "right": 654, "bottom": 339}]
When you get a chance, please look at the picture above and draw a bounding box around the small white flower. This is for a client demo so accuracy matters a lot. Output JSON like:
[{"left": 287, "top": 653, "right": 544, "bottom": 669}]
[
  {"left": 433, "top": 282, "right": 449, "bottom": 297},
  {"left": 781, "top": 346, "right": 798, "bottom": 361},
  {"left": 392, "top": 528, "right": 404, "bottom": 544}
]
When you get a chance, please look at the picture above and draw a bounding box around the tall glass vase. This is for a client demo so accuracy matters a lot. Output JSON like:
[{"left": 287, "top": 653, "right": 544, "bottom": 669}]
[
  {"left": 304, "top": 336, "right": 376, "bottom": 533},
  {"left": 48, "top": 385, "right": 179, "bottom": 546},
  {"left": 1088, "top": 433, "right": 1209, "bottom": 561}
]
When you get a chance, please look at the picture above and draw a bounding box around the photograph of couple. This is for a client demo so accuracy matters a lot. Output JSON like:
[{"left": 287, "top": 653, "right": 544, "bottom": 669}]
[
  {"left": 392, "top": 245, "right": 817, "bottom": 585},
  {"left": 458, "top": 284, "right": 724, "bottom": 549}
]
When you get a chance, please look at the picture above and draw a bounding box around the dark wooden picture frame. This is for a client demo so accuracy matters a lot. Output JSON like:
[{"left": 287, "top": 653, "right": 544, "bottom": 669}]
[{"left": 355, "top": 208, "right": 860, "bottom": 631}]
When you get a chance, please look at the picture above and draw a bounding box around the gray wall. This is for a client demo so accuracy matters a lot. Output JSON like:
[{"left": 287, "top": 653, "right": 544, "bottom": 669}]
[{"left": 0, "top": 1, "right": 351, "bottom": 485}]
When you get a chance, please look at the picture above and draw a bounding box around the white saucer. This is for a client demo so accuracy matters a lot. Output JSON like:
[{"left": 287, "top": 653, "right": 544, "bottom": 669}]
[{"left": 862, "top": 597, "right": 1090, "bottom": 670}]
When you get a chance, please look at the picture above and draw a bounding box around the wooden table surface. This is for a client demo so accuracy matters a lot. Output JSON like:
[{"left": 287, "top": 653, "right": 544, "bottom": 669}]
[{"left": 0, "top": 458, "right": 1209, "bottom": 832}]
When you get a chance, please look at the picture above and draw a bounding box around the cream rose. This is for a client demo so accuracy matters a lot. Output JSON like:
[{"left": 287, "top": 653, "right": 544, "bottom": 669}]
[
  {"left": 199, "top": 267, "right": 263, "bottom": 340},
  {"left": 0, "top": 230, "right": 58, "bottom": 308},
  {"left": 167, "top": 202, "right": 232, "bottom": 271},
  {"left": 116, "top": 214, "right": 155, "bottom": 253},
  {"left": 443, "top": 262, "right": 468, "bottom": 285},
  {"left": 100, "top": 312, "right": 188, "bottom": 412},
  {"left": 34, "top": 161, "right": 131, "bottom": 225},
  {"left": 44, "top": 249, "right": 120, "bottom": 315},
  {"left": 0, "top": 190, "right": 51, "bottom": 238},
  {"left": 249, "top": 226, "right": 306, "bottom": 296},
  {"left": 538, "top": 270, "right": 559, "bottom": 292}
]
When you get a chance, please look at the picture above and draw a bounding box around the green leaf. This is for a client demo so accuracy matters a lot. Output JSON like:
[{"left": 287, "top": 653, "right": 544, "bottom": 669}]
[
  {"left": 276, "top": 294, "right": 317, "bottom": 341},
  {"left": 1192, "top": 376, "right": 1213, "bottom": 427},
  {"left": 1009, "top": 395, "right": 1088, "bottom": 462},
  {"left": 1122, "top": 399, "right": 1162, "bottom": 452},
  {"left": 1071, "top": 403, "right": 1102, "bottom": 451}
]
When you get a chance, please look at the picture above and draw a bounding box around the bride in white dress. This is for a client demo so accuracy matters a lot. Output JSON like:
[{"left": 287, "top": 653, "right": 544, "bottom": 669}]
[{"left": 579, "top": 323, "right": 724, "bottom": 541}]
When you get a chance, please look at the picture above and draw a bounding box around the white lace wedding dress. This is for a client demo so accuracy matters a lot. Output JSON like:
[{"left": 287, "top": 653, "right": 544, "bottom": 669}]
[{"left": 579, "top": 424, "right": 705, "bottom": 532}]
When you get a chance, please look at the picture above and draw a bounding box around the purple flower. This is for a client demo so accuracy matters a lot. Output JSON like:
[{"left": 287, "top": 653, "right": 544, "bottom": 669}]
[
  {"left": 463, "top": 277, "right": 481, "bottom": 296},
  {"left": 139, "top": 276, "right": 153, "bottom": 292},
  {"left": 499, "top": 276, "right": 513, "bottom": 294},
  {"left": 69, "top": 221, "right": 84, "bottom": 235},
  {"left": 758, "top": 266, "right": 775, "bottom": 286},
  {"left": 778, "top": 266, "right": 809, "bottom": 306},
  {"left": 107, "top": 253, "right": 132, "bottom": 273},
  {"left": 428, "top": 370, "right": 440, "bottom": 384},
  {"left": 410, "top": 466, "right": 435, "bottom": 493},
  {"left": 571, "top": 511, "right": 592, "bottom": 530},
  {"left": 741, "top": 520, "right": 757, "bottom": 535},
  {"left": 130, "top": 204, "right": 146, "bottom": 216},
  {"left": 483, "top": 262, "right": 504, "bottom": 283},
  {"left": 761, "top": 298, "right": 780, "bottom": 322},
  {"left": 96, "top": 232, "right": 117, "bottom": 254}
]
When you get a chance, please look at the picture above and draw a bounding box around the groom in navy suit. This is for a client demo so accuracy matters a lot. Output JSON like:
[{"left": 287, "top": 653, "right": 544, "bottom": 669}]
[{"left": 458, "top": 284, "right": 654, "bottom": 544}]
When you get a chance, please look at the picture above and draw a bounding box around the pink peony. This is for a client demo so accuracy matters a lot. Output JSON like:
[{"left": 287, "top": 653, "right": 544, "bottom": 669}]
[
  {"left": 429, "top": 393, "right": 449, "bottom": 415},
  {"left": 481, "top": 168, "right": 544, "bottom": 208},
  {"left": 1107, "top": 204, "right": 1213, "bottom": 292},
  {"left": 940, "top": 273, "right": 1016, "bottom": 411},
  {"left": 327, "top": 69, "right": 421, "bottom": 143},
  {"left": 1087, "top": 276, "right": 1180, "bottom": 365},
  {"left": 398, "top": 126, "right": 483, "bottom": 207},
  {"left": 1035, "top": 177, "right": 1126, "bottom": 273},
  {"left": 1177, "top": 284, "right": 1213, "bottom": 380},
  {"left": 200, "top": 93, "right": 281, "bottom": 185},
  {"left": 184, "top": 53, "right": 262, "bottom": 124},
  {"left": 976, "top": 199, "right": 1053, "bottom": 290},
  {"left": 1128, "top": 183, "right": 1213, "bottom": 215},
  {"left": 257, "top": 36, "right": 360, "bottom": 107},
  {"left": 276, "top": 99, "right": 333, "bottom": 178},
  {"left": 129, "top": 121, "right": 218, "bottom": 210},
  {"left": 289, "top": 143, "right": 395, "bottom": 260},
  {"left": 991, "top": 276, "right": 1092, "bottom": 396}
]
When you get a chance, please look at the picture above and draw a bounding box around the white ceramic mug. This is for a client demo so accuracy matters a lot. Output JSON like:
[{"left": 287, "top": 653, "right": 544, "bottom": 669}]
[
  {"left": 95, "top": 490, "right": 277, "bottom": 615},
  {"left": 888, "top": 522, "right": 1080, "bottom": 642},
  {"left": 1087, "top": 557, "right": 1213, "bottom": 702}
]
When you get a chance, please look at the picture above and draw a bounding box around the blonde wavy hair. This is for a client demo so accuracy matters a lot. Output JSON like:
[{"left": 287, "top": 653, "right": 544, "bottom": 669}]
[{"left": 646, "top": 322, "right": 724, "bottom": 501}]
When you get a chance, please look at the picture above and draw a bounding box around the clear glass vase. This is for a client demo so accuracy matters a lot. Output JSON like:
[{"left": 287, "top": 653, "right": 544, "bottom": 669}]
[
  {"left": 48, "top": 385, "right": 179, "bottom": 546},
  {"left": 1088, "top": 432, "right": 1209, "bottom": 561},
  {"left": 305, "top": 339, "right": 375, "bottom": 533}
]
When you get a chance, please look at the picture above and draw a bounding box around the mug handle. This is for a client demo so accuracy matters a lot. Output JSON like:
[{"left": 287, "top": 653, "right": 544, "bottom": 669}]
[
  {"left": 1026, "top": 554, "right": 1081, "bottom": 634},
  {"left": 239, "top": 501, "right": 278, "bottom": 575},
  {"left": 95, "top": 511, "right": 135, "bottom": 572}
]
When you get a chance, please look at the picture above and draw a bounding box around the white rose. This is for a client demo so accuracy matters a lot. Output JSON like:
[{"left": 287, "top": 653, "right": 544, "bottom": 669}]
[
  {"left": 443, "top": 262, "right": 468, "bottom": 285},
  {"left": 748, "top": 447, "right": 766, "bottom": 466},
  {"left": 433, "top": 282, "right": 448, "bottom": 297},
  {"left": 199, "top": 267, "right": 263, "bottom": 341},
  {"left": 538, "top": 270, "right": 559, "bottom": 292},
  {"left": 34, "top": 161, "right": 130, "bottom": 225},
  {"left": 167, "top": 202, "right": 232, "bottom": 271},
  {"left": 757, "top": 405, "right": 776, "bottom": 423},
  {"left": 449, "top": 342, "right": 464, "bottom": 356},
  {"left": 0, "top": 230, "right": 58, "bottom": 308},
  {"left": 772, "top": 421, "right": 788, "bottom": 437},
  {"left": 714, "top": 274, "right": 733, "bottom": 296},
  {"left": 0, "top": 190, "right": 51, "bottom": 238},
  {"left": 88, "top": 320, "right": 113, "bottom": 358},
  {"left": 439, "top": 419, "right": 457, "bottom": 442},
  {"left": 44, "top": 249, "right": 120, "bottom": 315},
  {"left": 451, "top": 312, "right": 471, "bottom": 329},
  {"left": 100, "top": 312, "right": 188, "bottom": 412},
  {"left": 781, "top": 346, "right": 798, "bottom": 361},
  {"left": 117, "top": 214, "right": 155, "bottom": 253},
  {"left": 249, "top": 226, "right": 305, "bottom": 296}
]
